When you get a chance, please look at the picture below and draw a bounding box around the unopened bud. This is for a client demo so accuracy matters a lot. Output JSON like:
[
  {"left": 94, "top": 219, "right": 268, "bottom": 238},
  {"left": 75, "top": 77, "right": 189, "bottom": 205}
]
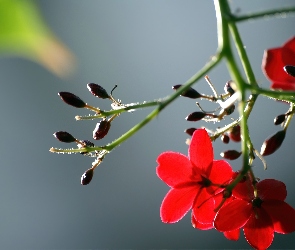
[
  {"left": 58, "top": 92, "right": 86, "bottom": 108},
  {"left": 81, "top": 168, "right": 94, "bottom": 185},
  {"left": 87, "top": 83, "right": 110, "bottom": 99},
  {"left": 53, "top": 131, "right": 76, "bottom": 143},
  {"left": 221, "top": 134, "right": 230, "bottom": 144},
  {"left": 93, "top": 120, "right": 111, "bottom": 140},
  {"left": 284, "top": 65, "right": 295, "bottom": 78},
  {"left": 224, "top": 81, "right": 235, "bottom": 96},
  {"left": 185, "top": 112, "right": 206, "bottom": 121},
  {"left": 172, "top": 85, "right": 202, "bottom": 99},
  {"left": 220, "top": 150, "right": 242, "bottom": 160},
  {"left": 274, "top": 114, "right": 286, "bottom": 125},
  {"left": 260, "top": 130, "right": 286, "bottom": 156},
  {"left": 228, "top": 125, "right": 241, "bottom": 142},
  {"left": 185, "top": 128, "right": 197, "bottom": 136}
]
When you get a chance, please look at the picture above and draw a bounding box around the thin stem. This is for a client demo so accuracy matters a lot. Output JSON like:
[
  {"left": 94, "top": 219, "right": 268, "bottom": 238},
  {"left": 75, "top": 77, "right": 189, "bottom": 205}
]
[{"left": 232, "top": 6, "right": 295, "bottom": 22}]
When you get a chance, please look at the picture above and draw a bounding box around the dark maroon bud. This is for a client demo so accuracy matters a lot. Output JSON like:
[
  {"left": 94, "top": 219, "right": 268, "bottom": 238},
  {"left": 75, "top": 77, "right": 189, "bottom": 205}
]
[
  {"left": 87, "top": 83, "right": 110, "bottom": 99},
  {"left": 185, "top": 128, "right": 197, "bottom": 136},
  {"left": 284, "top": 65, "right": 295, "bottom": 78},
  {"left": 78, "top": 140, "right": 95, "bottom": 155},
  {"left": 81, "top": 168, "right": 94, "bottom": 185},
  {"left": 228, "top": 125, "right": 241, "bottom": 142},
  {"left": 274, "top": 114, "right": 286, "bottom": 125},
  {"left": 172, "top": 85, "right": 202, "bottom": 99},
  {"left": 224, "top": 104, "right": 235, "bottom": 115},
  {"left": 224, "top": 81, "right": 235, "bottom": 96},
  {"left": 186, "top": 112, "right": 206, "bottom": 121},
  {"left": 93, "top": 119, "right": 111, "bottom": 140},
  {"left": 58, "top": 92, "right": 86, "bottom": 108},
  {"left": 220, "top": 150, "right": 242, "bottom": 160},
  {"left": 260, "top": 130, "right": 286, "bottom": 156},
  {"left": 221, "top": 134, "right": 230, "bottom": 144},
  {"left": 53, "top": 131, "right": 76, "bottom": 143}
]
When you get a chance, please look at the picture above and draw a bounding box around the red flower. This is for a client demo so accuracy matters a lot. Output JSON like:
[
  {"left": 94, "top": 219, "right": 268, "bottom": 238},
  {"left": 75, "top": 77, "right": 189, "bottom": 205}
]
[
  {"left": 156, "top": 129, "right": 233, "bottom": 225},
  {"left": 214, "top": 179, "right": 295, "bottom": 249},
  {"left": 262, "top": 36, "right": 295, "bottom": 90}
]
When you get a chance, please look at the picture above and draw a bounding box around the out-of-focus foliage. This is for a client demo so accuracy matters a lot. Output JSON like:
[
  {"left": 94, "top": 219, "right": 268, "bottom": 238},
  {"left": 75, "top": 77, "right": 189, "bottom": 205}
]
[{"left": 0, "top": 0, "right": 75, "bottom": 77}]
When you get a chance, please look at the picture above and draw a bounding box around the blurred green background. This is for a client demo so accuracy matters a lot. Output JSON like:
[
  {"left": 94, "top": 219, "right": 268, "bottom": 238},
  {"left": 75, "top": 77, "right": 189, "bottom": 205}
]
[{"left": 0, "top": 0, "right": 294, "bottom": 248}]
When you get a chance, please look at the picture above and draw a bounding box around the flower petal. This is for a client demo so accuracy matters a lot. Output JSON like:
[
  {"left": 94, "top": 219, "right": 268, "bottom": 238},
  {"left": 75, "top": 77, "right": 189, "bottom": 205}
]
[
  {"left": 209, "top": 160, "right": 233, "bottom": 186},
  {"left": 263, "top": 200, "right": 295, "bottom": 233},
  {"left": 283, "top": 36, "right": 295, "bottom": 51},
  {"left": 214, "top": 199, "right": 252, "bottom": 232},
  {"left": 191, "top": 213, "right": 213, "bottom": 230},
  {"left": 193, "top": 188, "right": 216, "bottom": 224},
  {"left": 157, "top": 152, "right": 193, "bottom": 187},
  {"left": 257, "top": 179, "right": 287, "bottom": 201},
  {"left": 232, "top": 176, "right": 254, "bottom": 201},
  {"left": 189, "top": 129, "right": 213, "bottom": 175},
  {"left": 160, "top": 186, "right": 199, "bottom": 223},
  {"left": 223, "top": 229, "right": 240, "bottom": 241},
  {"left": 243, "top": 208, "right": 274, "bottom": 250}
]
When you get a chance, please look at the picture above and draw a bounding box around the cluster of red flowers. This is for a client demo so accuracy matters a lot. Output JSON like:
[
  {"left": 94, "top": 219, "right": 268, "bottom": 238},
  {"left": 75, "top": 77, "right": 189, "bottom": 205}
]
[{"left": 157, "top": 129, "right": 295, "bottom": 249}]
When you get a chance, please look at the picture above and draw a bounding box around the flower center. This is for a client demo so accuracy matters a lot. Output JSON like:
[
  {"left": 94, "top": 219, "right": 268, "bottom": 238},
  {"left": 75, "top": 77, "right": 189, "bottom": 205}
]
[
  {"left": 198, "top": 175, "right": 212, "bottom": 187},
  {"left": 252, "top": 197, "right": 263, "bottom": 208}
]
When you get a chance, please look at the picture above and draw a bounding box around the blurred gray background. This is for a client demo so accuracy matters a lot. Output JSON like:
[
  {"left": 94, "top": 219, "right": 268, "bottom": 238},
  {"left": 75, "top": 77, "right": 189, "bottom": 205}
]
[{"left": 0, "top": 0, "right": 295, "bottom": 248}]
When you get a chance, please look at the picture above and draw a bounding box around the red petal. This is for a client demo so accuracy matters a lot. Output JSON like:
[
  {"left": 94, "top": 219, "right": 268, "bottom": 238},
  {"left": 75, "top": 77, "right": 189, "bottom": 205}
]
[
  {"left": 262, "top": 48, "right": 290, "bottom": 83},
  {"left": 193, "top": 188, "right": 216, "bottom": 224},
  {"left": 209, "top": 160, "right": 233, "bottom": 186},
  {"left": 157, "top": 152, "right": 192, "bottom": 187},
  {"left": 257, "top": 179, "right": 287, "bottom": 201},
  {"left": 263, "top": 200, "right": 295, "bottom": 233},
  {"left": 214, "top": 199, "right": 252, "bottom": 232},
  {"left": 232, "top": 176, "right": 254, "bottom": 201},
  {"left": 271, "top": 81, "right": 295, "bottom": 90},
  {"left": 243, "top": 208, "right": 274, "bottom": 250},
  {"left": 223, "top": 229, "right": 240, "bottom": 241},
  {"left": 160, "top": 186, "right": 199, "bottom": 223},
  {"left": 191, "top": 213, "right": 213, "bottom": 230},
  {"left": 189, "top": 129, "right": 213, "bottom": 175}
]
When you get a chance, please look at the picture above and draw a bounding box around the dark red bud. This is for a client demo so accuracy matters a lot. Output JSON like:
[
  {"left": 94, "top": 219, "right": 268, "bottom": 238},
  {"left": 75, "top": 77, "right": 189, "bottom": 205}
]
[
  {"left": 274, "top": 114, "right": 286, "bottom": 125},
  {"left": 53, "top": 131, "right": 76, "bottom": 143},
  {"left": 87, "top": 83, "right": 110, "bottom": 99},
  {"left": 221, "top": 134, "right": 230, "bottom": 144},
  {"left": 186, "top": 112, "right": 206, "bottom": 121},
  {"left": 185, "top": 128, "right": 197, "bottom": 136},
  {"left": 284, "top": 65, "right": 295, "bottom": 78},
  {"left": 58, "top": 92, "right": 86, "bottom": 108},
  {"left": 224, "top": 104, "right": 235, "bottom": 115},
  {"left": 172, "top": 85, "right": 202, "bottom": 99},
  {"left": 224, "top": 81, "right": 235, "bottom": 95},
  {"left": 228, "top": 125, "right": 241, "bottom": 142},
  {"left": 81, "top": 168, "right": 94, "bottom": 185},
  {"left": 220, "top": 150, "right": 242, "bottom": 160},
  {"left": 93, "top": 120, "right": 111, "bottom": 140},
  {"left": 260, "top": 130, "right": 286, "bottom": 156}
]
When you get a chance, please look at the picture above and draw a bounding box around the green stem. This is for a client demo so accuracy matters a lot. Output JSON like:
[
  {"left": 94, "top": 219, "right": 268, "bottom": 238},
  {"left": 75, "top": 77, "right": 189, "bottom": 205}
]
[
  {"left": 104, "top": 53, "right": 222, "bottom": 151},
  {"left": 232, "top": 6, "right": 295, "bottom": 22}
]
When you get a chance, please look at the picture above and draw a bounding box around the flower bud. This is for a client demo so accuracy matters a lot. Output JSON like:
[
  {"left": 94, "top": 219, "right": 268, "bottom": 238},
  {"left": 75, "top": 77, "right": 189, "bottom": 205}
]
[
  {"left": 274, "top": 114, "right": 286, "bottom": 125},
  {"left": 53, "top": 131, "right": 76, "bottom": 143},
  {"left": 260, "top": 130, "right": 286, "bottom": 156},
  {"left": 224, "top": 81, "right": 235, "bottom": 96},
  {"left": 172, "top": 85, "right": 202, "bottom": 99},
  {"left": 58, "top": 92, "right": 86, "bottom": 108},
  {"left": 81, "top": 168, "right": 94, "bottom": 185},
  {"left": 221, "top": 134, "right": 230, "bottom": 144},
  {"left": 228, "top": 125, "right": 241, "bottom": 142},
  {"left": 87, "top": 83, "right": 110, "bottom": 99},
  {"left": 185, "top": 112, "right": 206, "bottom": 121},
  {"left": 220, "top": 150, "right": 242, "bottom": 160},
  {"left": 284, "top": 65, "right": 295, "bottom": 78},
  {"left": 185, "top": 128, "right": 197, "bottom": 136},
  {"left": 224, "top": 104, "right": 235, "bottom": 116},
  {"left": 93, "top": 119, "right": 111, "bottom": 140}
]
